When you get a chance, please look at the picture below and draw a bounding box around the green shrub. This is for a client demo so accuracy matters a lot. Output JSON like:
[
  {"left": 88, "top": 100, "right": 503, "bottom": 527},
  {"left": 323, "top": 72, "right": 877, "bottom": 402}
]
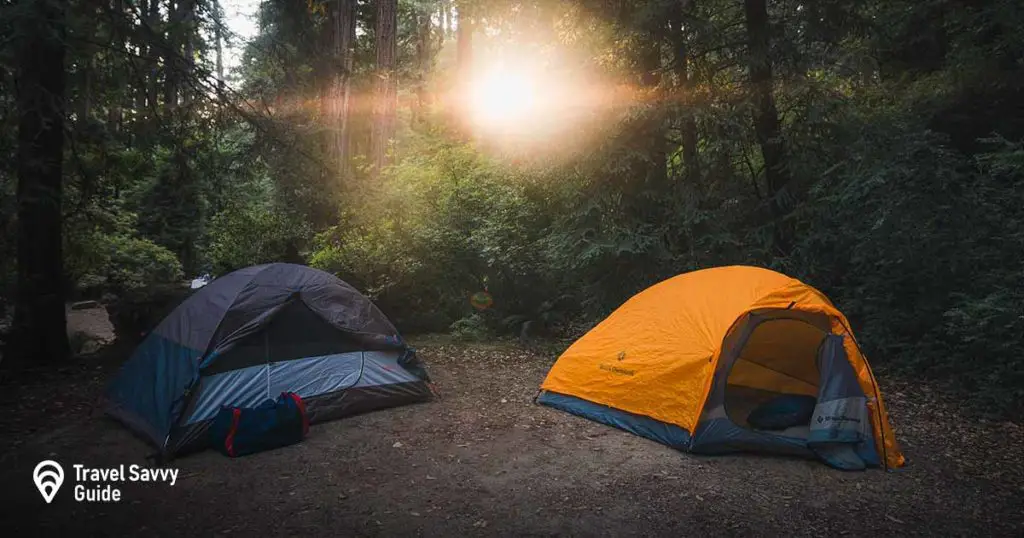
[
  {"left": 65, "top": 207, "right": 184, "bottom": 297},
  {"left": 206, "top": 203, "right": 312, "bottom": 275},
  {"left": 449, "top": 314, "right": 492, "bottom": 341}
]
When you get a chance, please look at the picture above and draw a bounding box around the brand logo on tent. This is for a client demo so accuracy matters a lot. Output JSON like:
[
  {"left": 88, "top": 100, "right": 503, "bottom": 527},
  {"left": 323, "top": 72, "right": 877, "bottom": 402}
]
[
  {"left": 34, "top": 460, "right": 64, "bottom": 504},
  {"left": 599, "top": 364, "right": 636, "bottom": 376},
  {"left": 818, "top": 415, "right": 861, "bottom": 424}
]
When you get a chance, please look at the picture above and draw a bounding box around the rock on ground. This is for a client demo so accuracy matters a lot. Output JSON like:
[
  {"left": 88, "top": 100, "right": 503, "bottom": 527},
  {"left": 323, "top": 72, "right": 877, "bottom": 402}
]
[{"left": 66, "top": 304, "right": 117, "bottom": 356}]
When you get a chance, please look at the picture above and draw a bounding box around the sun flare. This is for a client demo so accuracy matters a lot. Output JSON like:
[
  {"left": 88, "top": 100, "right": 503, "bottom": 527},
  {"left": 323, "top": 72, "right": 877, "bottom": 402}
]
[{"left": 467, "top": 67, "right": 539, "bottom": 128}]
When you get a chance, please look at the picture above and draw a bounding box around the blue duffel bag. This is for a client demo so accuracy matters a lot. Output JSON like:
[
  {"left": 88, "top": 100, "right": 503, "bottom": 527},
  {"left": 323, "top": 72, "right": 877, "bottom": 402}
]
[{"left": 208, "top": 392, "right": 309, "bottom": 457}]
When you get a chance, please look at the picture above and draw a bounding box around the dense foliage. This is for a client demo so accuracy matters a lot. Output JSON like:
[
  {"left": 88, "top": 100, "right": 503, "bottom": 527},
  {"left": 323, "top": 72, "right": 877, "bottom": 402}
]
[{"left": 2, "top": 0, "right": 1021, "bottom": 415}]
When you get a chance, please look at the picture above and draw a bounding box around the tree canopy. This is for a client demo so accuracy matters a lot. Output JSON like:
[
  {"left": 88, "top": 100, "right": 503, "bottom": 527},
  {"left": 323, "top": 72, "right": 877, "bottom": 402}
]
[{"left": 2, "top": 0, "right": 1022, "bottom": 416}]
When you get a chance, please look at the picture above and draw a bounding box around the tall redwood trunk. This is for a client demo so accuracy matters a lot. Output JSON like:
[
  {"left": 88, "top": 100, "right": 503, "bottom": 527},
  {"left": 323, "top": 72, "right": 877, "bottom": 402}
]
[
  {"left": 11, "top": 0, "right": 71, "bottom": 364},
  {"left": 455, "top": 3, "right": 473, "bottom": 87},
  {"left": 214, "top": 0, "right": 224, "bottom": 86},
  {"left": 108, "top": 0, "right": 125, "bottom": 136},
  {"left": 371, "top": 0, "right": 398, "bottom": 174},
  {"left": 181, "top": 0, "right": 196, "bottom": 107},
  {"left": 452, "top": 2, "right": 473, "bottom": 135},
  {"left": 146, "top": 0, "right": 159, "bottom": 118},
  {"left": 672, "top": 0, "right": 700, "bottom": 185},
  {"left": 164, "top": 0, "right": 179, "bottom": 111},
  {"left": 332, "top": 0, "right": 356, "bottom": 176},
  {"left": 640, "top": 41, "right": 666, "bottom": 189},
  {"left": 437, "top": 1, "right": 447, "bottom": 52},
  {"left": 80, "top": 57, "right": 94, "bottom": 121},
  {"left": 414, "top": 5, "right": 433, "bottom": 124},
  {"left": 744, "top": 0, "right": 792, "bottom": 254}
]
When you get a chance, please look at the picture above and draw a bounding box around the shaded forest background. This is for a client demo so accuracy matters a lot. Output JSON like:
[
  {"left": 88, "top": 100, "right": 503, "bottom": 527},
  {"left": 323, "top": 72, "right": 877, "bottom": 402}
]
[{"left": 1, "top": 0, "right": 1022, "bottom": 416}]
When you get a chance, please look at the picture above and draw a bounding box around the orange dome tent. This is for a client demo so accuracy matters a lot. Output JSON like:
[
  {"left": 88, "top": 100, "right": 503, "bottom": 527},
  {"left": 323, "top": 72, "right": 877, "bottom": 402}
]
[{"left": 537, "top": 265, "right": 903, "bottom": 470}]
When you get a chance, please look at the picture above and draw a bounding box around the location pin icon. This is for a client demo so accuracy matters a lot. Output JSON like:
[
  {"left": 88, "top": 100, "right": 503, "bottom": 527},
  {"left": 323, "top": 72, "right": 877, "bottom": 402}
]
[{"left": 33, "top": 460, "right": 64, "bottom": 504}]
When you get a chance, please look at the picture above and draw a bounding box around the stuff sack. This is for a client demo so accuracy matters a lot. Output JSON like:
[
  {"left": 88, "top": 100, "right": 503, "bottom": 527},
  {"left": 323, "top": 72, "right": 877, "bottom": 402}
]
[
  {"left": 208, "top": 392, "right": 309, "bottom": 457},
  {"left": 747, "top": 394, "right": 817, "bottom": 431}
]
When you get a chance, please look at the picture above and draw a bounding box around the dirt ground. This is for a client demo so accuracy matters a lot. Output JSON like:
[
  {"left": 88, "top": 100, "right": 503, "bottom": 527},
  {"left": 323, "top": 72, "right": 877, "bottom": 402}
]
[{"left": 0, "top": 336, "right": 1022, "bottom": 537}]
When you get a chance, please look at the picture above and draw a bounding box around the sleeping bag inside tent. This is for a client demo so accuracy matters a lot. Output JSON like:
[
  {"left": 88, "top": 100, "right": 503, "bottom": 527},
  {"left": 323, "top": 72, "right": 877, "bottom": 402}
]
[
  {"left": 537, "top": 265, "right": 904, "bottom": 470},
  {"left": 104, "top": 263, "right": 432, "bottom": 458}
]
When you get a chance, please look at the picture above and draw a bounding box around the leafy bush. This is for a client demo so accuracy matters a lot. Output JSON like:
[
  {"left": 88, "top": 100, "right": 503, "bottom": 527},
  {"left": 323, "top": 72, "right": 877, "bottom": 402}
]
[
  {"left": 104, "top": 235, "right": 185, "bottom": 291},
  {"left": 64, "top": 205, "right": 184, "bottom": 298},
  {"left": 206, "top": 203, "right": 312, "bottom": 275},
  {"left": 449, "top": 314, "right": 491, "bottom": 341}
]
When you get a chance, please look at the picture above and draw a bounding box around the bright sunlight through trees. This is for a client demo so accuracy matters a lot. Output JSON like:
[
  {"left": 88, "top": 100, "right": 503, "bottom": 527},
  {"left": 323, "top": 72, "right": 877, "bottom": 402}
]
[{"left": 467, "top": 66, "right": 539, "bottom": 128}]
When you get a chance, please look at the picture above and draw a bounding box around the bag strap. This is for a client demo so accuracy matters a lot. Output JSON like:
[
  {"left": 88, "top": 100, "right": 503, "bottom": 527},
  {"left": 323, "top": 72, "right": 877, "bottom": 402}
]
[
  {"left": 224, "top": 408, "right": 242, "bottom": 457},
  {"left": 286, "top": 392, "right": 309, "bottom": 437}
]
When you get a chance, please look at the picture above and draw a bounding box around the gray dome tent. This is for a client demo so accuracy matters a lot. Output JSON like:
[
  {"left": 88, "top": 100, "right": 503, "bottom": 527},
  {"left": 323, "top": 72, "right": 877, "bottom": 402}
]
[{"left": 104, "top": 263, "right": 432, "bottom": 457}]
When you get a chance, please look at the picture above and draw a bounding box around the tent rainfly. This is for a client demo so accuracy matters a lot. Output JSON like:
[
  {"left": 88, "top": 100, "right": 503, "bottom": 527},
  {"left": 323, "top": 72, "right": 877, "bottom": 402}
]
[
  {"left": 537, "top": 265, "right": 904, "bottom": 470},
  {"left": 105, "top": 263, "right": 432, "bottom": 458}
]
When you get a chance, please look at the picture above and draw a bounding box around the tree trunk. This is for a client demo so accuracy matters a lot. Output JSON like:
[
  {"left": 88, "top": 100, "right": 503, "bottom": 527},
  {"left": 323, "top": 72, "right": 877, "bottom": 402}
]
[
  {"left": 164, "top": 0, "right": 180, "bottom": 111},
  {"left": 414, "top": 5, "right": 432, "bottom": 124},
  {"left": 181, "top": 0, "right": 196, "bottom": 107},
  {"left": 339, "top": 0, "right": 356, "bottom": 175},
  {"left": 324, "top": 0, "right": 356, "bottom": 180},
  {"left": 11, "top": 0, "right": 71, "bottom": 364},
  {"left": 108, "top": 0, "right": 125, "bottom": 136},
  {"left": 371, "top": 0, "right": 398, "bottom": 174},
  {"left": 456, "top": 3, "right": 473, "bottom": 86},
  {"left": 678, "top": 54, "right": 699, "bottom": 185},
  {"left": 442, "top": 0, "right": 451, "bottom": 40},
  {"left": 213, "top": 0, "right": 224, "bottom": 90},
  {"left": 743, "top": 0, "right": 791, "bottom": 254},
  {"left": 452, "top": 2, "right": 473, "bottom": 135},
  {"left": 640, "top": 41, "right": 667, "bottom": 189},
  {"left": 318, "top": 6, "right": 333, "bottom": 183},
  {"left": 671, "top": 1, "right": 700, "bottom": 186},
  {"left": 146, "top": 0, "right": 159, "bottom": 116},
  {"left": 80, "top": 58, "right": 94, "bottom": 122},
  {"left": 134, "top": 0, "right": 148, "bottom": 114}
]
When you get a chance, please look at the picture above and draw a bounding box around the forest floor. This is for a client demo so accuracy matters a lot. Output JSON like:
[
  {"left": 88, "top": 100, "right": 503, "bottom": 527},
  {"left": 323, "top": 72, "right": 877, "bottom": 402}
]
[{"left": 0, "top": 334, "right": 1022, "bottom": 537}]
